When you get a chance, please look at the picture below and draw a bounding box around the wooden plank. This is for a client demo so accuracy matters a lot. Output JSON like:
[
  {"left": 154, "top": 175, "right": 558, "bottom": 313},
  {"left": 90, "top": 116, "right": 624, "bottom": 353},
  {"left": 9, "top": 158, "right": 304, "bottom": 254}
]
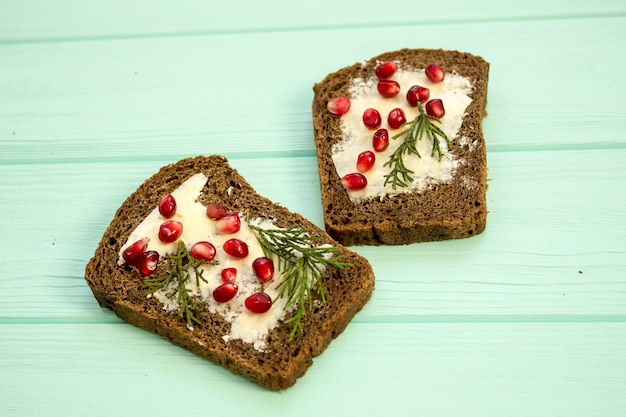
[
  {"left": 1, "top": 17, "right": 625, "bottom": 164},
  {"left": 2, "top": 0, "right": 625, "bottom": 42},
  {"left": 1, "top": 321, "right": 625, "bottom": 416},
  {"left": 1, "top": 149, "right": 624, "bottom": 322}
]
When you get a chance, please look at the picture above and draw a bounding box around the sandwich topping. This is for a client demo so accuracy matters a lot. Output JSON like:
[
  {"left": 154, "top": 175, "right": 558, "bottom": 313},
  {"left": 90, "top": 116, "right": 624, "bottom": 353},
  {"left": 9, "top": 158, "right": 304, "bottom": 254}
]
[
  {"left": 118, "top": 173, "right": 348, "bottom": 350},
  {"left": 328, "top": 61, "right": 474, "bottom": 201}
]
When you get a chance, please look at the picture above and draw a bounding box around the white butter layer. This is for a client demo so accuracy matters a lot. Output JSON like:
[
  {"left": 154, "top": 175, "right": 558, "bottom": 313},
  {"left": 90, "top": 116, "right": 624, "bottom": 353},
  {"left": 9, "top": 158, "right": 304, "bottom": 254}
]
[
  {"left": 118, "top": 174, "right": 302, "bottom": 351},
  {"left": 332, "top": 68, "right": 473, "bottom": 201}
]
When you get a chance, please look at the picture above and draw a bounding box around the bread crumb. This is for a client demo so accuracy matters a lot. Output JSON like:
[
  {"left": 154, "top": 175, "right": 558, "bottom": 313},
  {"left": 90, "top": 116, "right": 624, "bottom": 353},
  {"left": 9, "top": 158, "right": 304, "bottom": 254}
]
[{"left": 462, "top": 176, "right": 478, "bottom": 190}]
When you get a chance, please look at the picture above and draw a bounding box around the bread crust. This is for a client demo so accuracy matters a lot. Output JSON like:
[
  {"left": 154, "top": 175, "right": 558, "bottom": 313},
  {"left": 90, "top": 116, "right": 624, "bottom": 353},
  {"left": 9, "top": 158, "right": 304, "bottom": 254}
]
[
  {"left": 312, "top": 49, "right": 490, "bottom": 245},
  {"left": 84, "top": 155, "right": 374, "bottom": 390}
]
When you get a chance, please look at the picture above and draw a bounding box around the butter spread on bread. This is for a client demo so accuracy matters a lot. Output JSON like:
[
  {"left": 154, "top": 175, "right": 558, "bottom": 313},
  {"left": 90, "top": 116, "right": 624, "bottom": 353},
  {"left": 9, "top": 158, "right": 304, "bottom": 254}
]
[
  {"left": 312, "top": 48, "right": 490, "bottom": 245},
  {"left": 85, "top": 155, "right": 374, "bottom": 390}
]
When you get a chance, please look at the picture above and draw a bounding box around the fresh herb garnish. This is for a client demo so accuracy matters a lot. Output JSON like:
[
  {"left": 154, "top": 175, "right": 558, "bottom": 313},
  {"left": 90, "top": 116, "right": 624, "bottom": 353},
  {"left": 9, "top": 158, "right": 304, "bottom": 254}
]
[
  {"left": 249, "top": 225, "right": 352, "bottom": 341},
  {"left": 144, "top": 241, "right": 217, "bottom": 329},
  {"left": 383, "top": 102, "right": 451, "bottom": 189}
]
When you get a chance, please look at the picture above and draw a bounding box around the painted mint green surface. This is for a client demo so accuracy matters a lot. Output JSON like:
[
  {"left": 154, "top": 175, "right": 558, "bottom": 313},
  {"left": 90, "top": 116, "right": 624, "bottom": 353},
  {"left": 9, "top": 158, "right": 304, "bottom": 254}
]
[{"left": 1, "top": 1, "right": 625, "bottom": 416}]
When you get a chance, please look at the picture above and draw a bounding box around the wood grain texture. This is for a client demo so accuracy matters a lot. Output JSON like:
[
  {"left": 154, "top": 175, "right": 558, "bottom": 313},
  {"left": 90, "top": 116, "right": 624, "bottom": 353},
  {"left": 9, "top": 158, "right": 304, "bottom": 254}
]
[
  {"left": 2, "top": 0, "right": 625, "bottom": 42},
  {"left": 1, "top": 0, "right": 626, "bottom": 415},
  {"left": 1, "top": 16, "right": 625, "bottom": 164},
  {"left": 1, "top": 150, "right": 624, "bottom": 322},
  {"left": 1, "top": 323, "right": 625, "bottom": 417}
]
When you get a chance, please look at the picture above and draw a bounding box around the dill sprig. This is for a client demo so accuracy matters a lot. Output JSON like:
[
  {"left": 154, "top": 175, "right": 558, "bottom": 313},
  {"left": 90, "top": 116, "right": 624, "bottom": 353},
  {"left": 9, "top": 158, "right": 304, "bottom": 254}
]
[
  {"left": 249, "top": 224, "right": 352, "bottom": 341},
  {"left": 383, "top": 102, "right": 451, "bottom": 190},
  {"left": 144, "top": 240, "right": 217, "bottom": 329}
]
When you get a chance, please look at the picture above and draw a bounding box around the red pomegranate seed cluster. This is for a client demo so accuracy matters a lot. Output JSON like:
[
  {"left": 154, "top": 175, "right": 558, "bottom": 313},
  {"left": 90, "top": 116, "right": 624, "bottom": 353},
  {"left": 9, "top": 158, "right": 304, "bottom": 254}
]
[
  {"left": 122, "top": 196, "right": 274, "bottom": 314},
  {"left": 327, "top": 61, "right": 448, "bottom": 191}
]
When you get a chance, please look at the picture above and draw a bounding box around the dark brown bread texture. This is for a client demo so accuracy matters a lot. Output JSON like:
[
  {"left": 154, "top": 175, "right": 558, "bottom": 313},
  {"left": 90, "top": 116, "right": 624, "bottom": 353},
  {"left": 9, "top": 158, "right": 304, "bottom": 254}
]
[
  {"left": 84, "top": 155, "right": 374, "bottom": 390},
  {"left": 312, "top": 49, "right": 490, "bottom": 245}
]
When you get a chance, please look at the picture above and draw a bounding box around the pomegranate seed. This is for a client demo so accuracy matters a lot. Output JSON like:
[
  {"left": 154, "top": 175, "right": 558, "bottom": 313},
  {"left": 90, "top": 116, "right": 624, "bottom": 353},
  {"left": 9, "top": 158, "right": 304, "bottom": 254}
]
[
  {"left": 220, "top": 267, "right": 237, "bottom": 284},
  {"left": 406, "top": 85, "right": 430, "bottom": 106},
  {"left": 137, "top": 250, "right": 159, "bottom": 277},
  {"left": 341, "top": 173, "right": 367, "bottom": 191},
  {"left": 375, "top": 61, "right": 398, "bottom": 79},
  {"left": 245, "top": 292, "right": 272, "bottom": 314},
  {"left": 212, "top": 282, "right": 238, "bottom": 303},
  {"left": 252, "top": 257, "right": 275, "bottom": 283},
  {"left": 372, "top": 128, "right": 389, "bottom": 152},
  {"left": 425, "top": 99, "right": 445, "bottom": 118},
  {"left": 356, "top": 151, "right": 375, "bottom": 173},
  {"left": 215, "top": 212, "right": 240, "bottom": 234},
  {"left": 387, "top": 107, "right": 407, "bottom": 129},
  {"left": 158, "top": 220, "right": 183, "bottom": 243},
  {"left": 425, "top": 63, "right": 445, "bottom": 83},
  {"left": 377, "top": 80, "right": 400, "bottom": 98},
  {"left": 223, "top": 238, "right": 249, "bottom": 258},
  {"left": 206, "top": 204, "right": 227, "bottom": 220},
  {"left": 327, "top": 96, "right": 351, "bottom": 115},
  {"left": 362, "top": 108, "right": 382, "bottom": 129},
  {"left": 190, "top": 241, "right": 216, "bottom": 262},
  {"left": 158, "top": 194, "right": 176, "bottom": 218},
  {"left": 122, "top": 237, "right": 150, "bottom": 266}
]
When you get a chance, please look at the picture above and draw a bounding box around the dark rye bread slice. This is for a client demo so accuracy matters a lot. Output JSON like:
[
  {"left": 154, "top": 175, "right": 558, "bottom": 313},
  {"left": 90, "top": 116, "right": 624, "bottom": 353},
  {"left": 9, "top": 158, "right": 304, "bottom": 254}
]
[
  {"left": 312, "top": 48, "right": 490, "bottom": 245},
  {"left": 84, "top": 155, "right": 374, "bottom": 390}
]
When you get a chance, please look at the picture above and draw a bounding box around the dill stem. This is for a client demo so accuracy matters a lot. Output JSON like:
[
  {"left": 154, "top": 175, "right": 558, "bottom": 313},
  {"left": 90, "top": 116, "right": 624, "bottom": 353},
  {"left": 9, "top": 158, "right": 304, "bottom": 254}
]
[
  {"left": 250, "top": 225, "right": 350, "bottom": 341},
  {"left": 383, "top": 102, "right": 451, "bottom": 189}
]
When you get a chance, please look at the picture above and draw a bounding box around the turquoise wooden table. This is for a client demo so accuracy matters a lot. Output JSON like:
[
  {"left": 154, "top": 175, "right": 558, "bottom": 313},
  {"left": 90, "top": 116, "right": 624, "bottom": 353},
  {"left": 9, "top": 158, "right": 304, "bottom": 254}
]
[{"left": 2, "top": 1, "right": 625, "bottom": 415}]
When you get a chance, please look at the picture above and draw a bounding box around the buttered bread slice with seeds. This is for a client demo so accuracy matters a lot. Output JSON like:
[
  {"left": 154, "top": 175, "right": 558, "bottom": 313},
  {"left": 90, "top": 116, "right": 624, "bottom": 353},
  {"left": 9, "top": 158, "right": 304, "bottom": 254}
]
[
  {"left": 84, "top": 155, "right": 374, "bottom": 390},
  {"left": 312, "top": 49, "right": 490, "bottom": 245}
]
